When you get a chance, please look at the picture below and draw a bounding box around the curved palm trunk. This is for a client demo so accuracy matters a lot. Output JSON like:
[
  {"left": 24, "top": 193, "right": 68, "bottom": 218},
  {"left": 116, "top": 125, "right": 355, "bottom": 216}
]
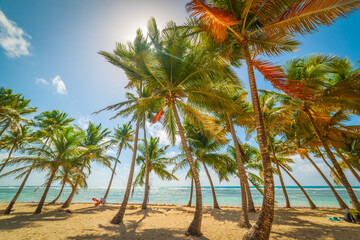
[
  {"left": 0, "top": 145, "right": 15, "bottom": 173},
  {"left": 333, "top": 144, "right": 360, "bottom": 183},
  {"left": 202, "top": 161, "right": 220, "bottom": 209},
  {"left": 4, "top": 138, "right": 50, "bottom": 215},
  {"left": 305, "top": 109, "right": 360, "bottom": 212},
  {"left": 272, "top": 149, "right": 291, "bottom": 208},
  {"left": 305, "top": 153, "right": 348, "bottom": 209},
  {"left": 63, "top": 180, "right": 75, "bottom": 206},
  {"left": 242, "top": 46, "right": 274, "bottom": 240},
  {"left": 110, "top": 109, "right": 141, "bottom": 224},
  {"left": 238, "top": 142, "right": 256, "bottom": 212},
  {"left": 49, "top": 179, "right": 66, "bottom": 205},
  {"left": 3, "top": 166, "right": 33, "bottom": 214},
  {"left": 316, "top": 146, "right": 342, "bottom": 181},
  {"left": 34, "top": 169, "right": 57, "bottom": 214},
  {"left": 228, "top": 114, "right": 251, "bottom": 228},
  {"left": 171, "top": 101, "right": 202, "bottom": 236},
  {"left": 187, "top": 176, "right": 194, "bottom": 207},
  {"left": 142, "top": 118, "right": 150, "bottom": 209},
  {"left": 104, "top": 148, "right": 122, "bottom": 199},
  {"left": 0, "top": 120, "right": 10, "bottom": 137},
  {"left": 62, "top": 166, "right": 84, "bottom": 208},
  {"left": 279, "top": 165, "right": 316, "bottom": 209}
]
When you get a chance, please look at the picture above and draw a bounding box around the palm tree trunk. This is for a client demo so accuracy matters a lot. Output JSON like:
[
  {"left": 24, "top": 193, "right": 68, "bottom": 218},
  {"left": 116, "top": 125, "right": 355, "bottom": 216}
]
[
  {"left": 305, "top": 109, "right": 360, "bottom": 212},
  {"left": 202, "top": 161, "right": 220, "bottom": 209},
  {"left": 62, "top": 166, "right": 83, "bottom": 208},
  {"left": 228, "top": 113, "right": 251, "bottom": 228},
  {"left": 242, "top": 45, "right": 274, "bottom": 240},
  {"left": 111, "top": 85, "right": 142, "bottom": 224},
  {"left": 34, "top": 169, "right": 57, "bottom": 214},
  {"left": 3, "top": 166, "right": 33, "bottom": 214},
  {"left": 332, "top": 144, "right": 360, "bottom": 183},
  {"left": 171, "top": 100, "right": 202, "bottom": 236},
  {"left": 0, "top": 120, "right": 10, "bottom": 137},
  {"left": 49, "top": 179, "right": 66, "bottom": 204},
  {"left": 4, "top": 137, "right": 50, "bottom": 215},
  {"left": 305, "top": 153, "right": 348, "bottom": 209},
  {"left": 0, "top": 144, "right": 15, "bottom": 173},
  {"left": 142, "top": 117, "right": 150, "bottom": 209},
  {"left": 237, "top": 141, "right": 256, "bottom": 212},
  {"left": 316, "top": 146, "right": 342, "bottom": 182},
  {"left": 104, "top": 147, "right": 122, "bottom": 199},
  {"left": 63, "top": 180, "right": 75, "bottom": 206},
  {"left": 279, "top": 165, "right": 316, "bottom": 209},
  {"left": 271, "top": 145, "right": 291, "bottom": 208},
  {"left": 187, "top": 176, "right": 194, "bottom": 207}
]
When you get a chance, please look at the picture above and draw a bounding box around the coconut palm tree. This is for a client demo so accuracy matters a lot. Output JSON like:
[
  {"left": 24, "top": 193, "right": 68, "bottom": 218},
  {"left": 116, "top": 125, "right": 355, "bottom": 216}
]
[
  {"left": 2, "top": 110, "right": 74, "bottom": 215},
  {"left": 103, "top": 123, "right": 135, "bottom": 200},
  {"left": 0, "top": 124, "right": 33, "bottom": 173},
  {"left": 132, "top": 137, "right": 178, "bottom": 199},
  {"left": 61, "top": 122, "right": 112, "bottom": 208},
  {"left": 186, "top": 1, "right": 360, "bottom": 238},
  {"left": 0, "top": 87, "right": 36, "bottom": 137},
  {"left": 100, "top": 18, "right": 237, "bottom": 235}
]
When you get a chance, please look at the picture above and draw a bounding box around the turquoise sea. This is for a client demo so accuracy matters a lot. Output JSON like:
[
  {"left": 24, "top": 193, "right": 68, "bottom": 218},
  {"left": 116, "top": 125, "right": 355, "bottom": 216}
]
[{"left": 1, "top": 186, "right": 360, "bottom": 208}]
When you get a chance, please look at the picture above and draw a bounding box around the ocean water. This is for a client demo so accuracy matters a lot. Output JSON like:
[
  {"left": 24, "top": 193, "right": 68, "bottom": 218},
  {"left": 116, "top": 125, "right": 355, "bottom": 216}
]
[{"left": 1, "top": 186, "right": 359, "bottom": 208}]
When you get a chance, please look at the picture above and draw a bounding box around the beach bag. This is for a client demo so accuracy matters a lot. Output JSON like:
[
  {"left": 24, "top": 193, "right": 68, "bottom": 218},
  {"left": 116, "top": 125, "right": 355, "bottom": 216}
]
[{"left": 344, "top": 212, "right": 356, "bottom": 223}]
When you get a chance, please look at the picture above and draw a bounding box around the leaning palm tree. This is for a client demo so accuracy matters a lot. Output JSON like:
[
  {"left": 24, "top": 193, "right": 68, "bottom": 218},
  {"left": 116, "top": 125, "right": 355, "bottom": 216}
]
[
  {"left": 0, "top": 124, "right": 33, "bottom": 173},
  {"left": 61, "top": 122, "right": 112, "bottom": 208},
  {"left": 132, "top": 137, "right": 178, "bottom": 200},
  {"left": 2, "top": 110, "right": 74, "bottom": 215},
  {"left": 186, "top": 1, "right": 360, "bottom": 238},
  {"left": 100, "top": 18, "right": 237, "bottom": 236},
  {"left": 103, "top": 123, "right": 135, "bottom": 200}
]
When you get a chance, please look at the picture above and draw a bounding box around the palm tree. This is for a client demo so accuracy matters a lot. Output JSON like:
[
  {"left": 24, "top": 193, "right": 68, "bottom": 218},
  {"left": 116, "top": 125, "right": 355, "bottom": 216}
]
[
  {"left": 132, "top": 137, "right": 178, "bottom": 200},
  {"left": 0, "top": 124, "right": 33, "bottom": 173},
  {"left": 61, "top": 122, "right": 111, "bottom": 208},
  {"left": 103, "top": 123, "right": 135, "bottom": 200},
  {"left": 186, "top": 1, "right": 360, "bottom": 238},
  {"left": 2, "top": 110, "right": 74, "bottom": 215},
  {"left": 100, "top": 18, "right": 237, "bottom": 235},
  {"left": 0, "top": 87, "right": 36, "bottom": 137}
]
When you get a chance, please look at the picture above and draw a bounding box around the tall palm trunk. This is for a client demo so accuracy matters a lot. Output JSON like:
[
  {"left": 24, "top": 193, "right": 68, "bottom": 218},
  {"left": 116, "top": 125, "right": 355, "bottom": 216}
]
[
  {"left": 171, "top": 100, "right": 202, "bottom": 236},
  {"left": 305, "top": 109, "right": 360, "bottom": 212},
  {"left": 187, "top": 176, "right": 194, "bottom": 207},
  {"left": 279, "top": 165, "right": 316, "bottom": 209},
  {"left": 0, "top": 145, "right": 15, "bottom": 173},
  {"left": 49, "top": 179, "right": 66, "bottom": 204},
  {"left": 316, "top": 146, "right": 342, "bottom": 181},
  {"left": 0, "top": 120, "right": 10, "bottom": 137},
  {"left": 4, "top": 137, "right": 50, "bottom": 215},
  {"left": 271, "top": 145, "right": 290, "bottom": 208},
  {"left": 332, "top": 144, "right": 360, "bottom": 183},
  {"left": 242, "top": 45, "right": 274, "bottom": 240},
  {"left": 228, "top": 114, "right": 251, "bottom": 228},
  {"left": 237, "top": 141, "right": 256, "bottom": 212},
  {"left": 111, "top": 86, "right": 142, "bottom": 224},
  {"left": 34, "top": 169, "right": 57, "bottom": 214},
  {"left": 62, "top": 166, "right": 83, "bottom": 208},
  {"left": 142, "top": 117, "right": 150, "bottom": 209},
  {"left": 202, "top": 161, "right": 220, "bottom": 209},
  {"left": 104, "top": 147, "right": 122, "bottom": 199},
  {"left": 305, "top": 153, "right": 348, "bottom": 209}
]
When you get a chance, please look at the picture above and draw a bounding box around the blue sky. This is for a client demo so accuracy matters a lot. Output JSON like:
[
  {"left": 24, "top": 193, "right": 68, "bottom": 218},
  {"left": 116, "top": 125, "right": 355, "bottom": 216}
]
[{"left": 1, "top": 0, "right": 359, "bottom": 188}]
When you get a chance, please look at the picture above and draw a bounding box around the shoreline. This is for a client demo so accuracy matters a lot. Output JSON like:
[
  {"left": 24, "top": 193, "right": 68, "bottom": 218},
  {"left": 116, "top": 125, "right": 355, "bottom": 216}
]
[{"left": 1, "top": 203, "right": 360, "bottom": 239}]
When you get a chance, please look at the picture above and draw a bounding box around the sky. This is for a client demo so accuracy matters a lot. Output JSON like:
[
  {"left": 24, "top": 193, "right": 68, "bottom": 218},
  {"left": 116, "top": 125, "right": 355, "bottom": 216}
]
[{"left": 0, "top": 0, "right": 360, "bottom": 188}]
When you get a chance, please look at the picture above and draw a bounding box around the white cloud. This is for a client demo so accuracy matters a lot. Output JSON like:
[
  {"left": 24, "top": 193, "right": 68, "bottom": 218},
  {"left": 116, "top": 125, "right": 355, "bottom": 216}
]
[
  {"left": 146, "top": 121, "right": 180, "bottom": 146},
  {"left": 35, "top": 78, "right": 49, "bottom": 85},
  {"left": 0, "top": 10, "right": 31, "bottom": 57},
  {"left": 52, "top": 75, "right": 67, "bottom": 95},
  {"left": 77, "top": 116, "right": 91, "bottom": 129}
]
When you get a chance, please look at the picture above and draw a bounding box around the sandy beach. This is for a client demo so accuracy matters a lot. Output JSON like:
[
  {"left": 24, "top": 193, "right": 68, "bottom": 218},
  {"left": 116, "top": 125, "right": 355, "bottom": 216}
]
[{"left": 0, "top": 203, "right": 359, "bottom": 239}]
